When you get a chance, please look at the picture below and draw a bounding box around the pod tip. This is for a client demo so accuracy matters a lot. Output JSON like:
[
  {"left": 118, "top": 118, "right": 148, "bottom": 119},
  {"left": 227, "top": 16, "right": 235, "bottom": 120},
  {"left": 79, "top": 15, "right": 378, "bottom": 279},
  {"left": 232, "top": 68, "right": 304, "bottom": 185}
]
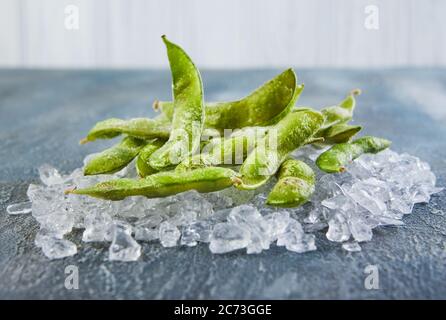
[
  {"left": 152, "top": 99, "right": 160, "bottom": 111},
  {"left": 64, "top": 187, "right": 77, "bottom": 195},
  {"left": 79, "top": 137, "right": 89, "bottom": 145},
  {"left": 351, "top": 89, "right": 362, "bottom": 96},
  {"left": 232, "top": 176, "right": 242, "bottom": 186}
]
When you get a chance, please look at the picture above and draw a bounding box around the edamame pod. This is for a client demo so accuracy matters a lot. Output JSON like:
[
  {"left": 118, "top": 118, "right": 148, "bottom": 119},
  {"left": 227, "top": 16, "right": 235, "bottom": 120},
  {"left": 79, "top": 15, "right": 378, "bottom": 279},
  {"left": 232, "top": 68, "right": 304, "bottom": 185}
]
[
  {"left": 237, "top": 110, "right": 324, "bottom": 190},
  {"left": 80, "top": 118, "right": 171, "bottom": 144},
  {"left": 177, "top": 127, "right": 268, "bottom": 170},
  {"left": 266, "top": 159, "right": 315, "bottom": 207},
  {"left": 316, "top": 123, "right": 362, "bottom": 146},
  {"left": 136, "top": 139, "right": 165, "bottom": 177},
  {"left": 320, "top": 89, "right": 361, "bottom": 129},
  {"left": 84, "top": 136, "right": 147, "bottom": 175},
  {"left": 209, "top": 127, "right": 268, "bottom": 165},
  {"left": 316, "top": 136, "right": 391, "bottom": 173},
  {"left": 67, "top": 167, "right": 240, "bottom": 200},
  {"left": 154, "top": 68, "right": 304, "bottom": 130},
  {"left": 148, "top": 36, "right": 205, "bottom": 169}
]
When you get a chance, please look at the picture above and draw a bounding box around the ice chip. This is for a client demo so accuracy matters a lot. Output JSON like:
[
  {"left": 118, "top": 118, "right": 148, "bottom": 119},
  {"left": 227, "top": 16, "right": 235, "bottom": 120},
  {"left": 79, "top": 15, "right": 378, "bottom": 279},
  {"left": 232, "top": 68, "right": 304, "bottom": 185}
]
[
  {"left": 181, "top": 220, "right": 213, "bottom": 244},
  {"left": 158, "top": 221, "right": 181, "bottom": 247},
  {"left": 82, "top": 211, "right": 113, "bottom": 242},
  {"left": 342, "top": 241, "right": 362, "bottom": 252},
  {"left": 7, "top": 201, "right": 32, "bottom": 215},
  {"left": 134, "top": 226, "right": 159, "bottom": 242},
  {"left": 40, "top": 238, "right": 77, "bottom": 259},
  {"left": 209, "top": 223, "right": 250, "bottom": 254},
  {"left": 326, "top": 213, "right": 351, "bottom": 242},
  {"left": 109, "top": 221, "right": 141, "bottom": 261},
  {"left": 348, "top": 215, "right": 373, "bottom": 242},
  {"left": 277, "top": 220, "right": 316, "bottom": 253},
  {"left": 227, "top": 205, "right": 262, "bottom": 225},
  {"left": 264, "top": 212, "right": 291, "bottom": 241},
  {"left": 180, "top": 227, "right": 200, "bottom": 247},
  {"left": 38, "top": 164, "right": 65, "bottom": 186}
]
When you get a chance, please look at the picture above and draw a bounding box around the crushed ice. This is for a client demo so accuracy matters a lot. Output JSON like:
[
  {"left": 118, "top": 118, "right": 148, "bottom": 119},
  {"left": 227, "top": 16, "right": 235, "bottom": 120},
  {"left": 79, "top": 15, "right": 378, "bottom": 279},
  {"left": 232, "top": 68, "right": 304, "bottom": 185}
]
[{"left": 7, "top": 148, "right": 443, "bottom": 260}]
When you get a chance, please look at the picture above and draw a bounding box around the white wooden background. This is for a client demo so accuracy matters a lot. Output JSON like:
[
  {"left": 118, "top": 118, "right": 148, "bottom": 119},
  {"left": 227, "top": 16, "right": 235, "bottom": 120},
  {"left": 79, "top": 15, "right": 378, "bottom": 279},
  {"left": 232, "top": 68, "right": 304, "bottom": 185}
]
[{"left": 1, "top": 0, "right": 445, "bottom": 68}]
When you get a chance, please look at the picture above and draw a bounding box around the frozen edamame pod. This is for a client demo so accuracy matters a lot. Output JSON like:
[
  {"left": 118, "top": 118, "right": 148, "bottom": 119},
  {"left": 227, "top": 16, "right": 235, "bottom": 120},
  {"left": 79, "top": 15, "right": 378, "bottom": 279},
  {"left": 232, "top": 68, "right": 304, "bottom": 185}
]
[
  {"left": 209, "top": 127, "right": 268, "bottom": 165},
  {"left": 176, "top": 127, "right": 268, "bottom": 170},
  {"left": 67, "top": 167, "right": 240, "bottom": 200},
  {"left": 266, "top": 159, "right": 315, "bottom": 207},
  {"left": 148, "top": 36, "right": 205, "bottom": 169},
  {"left": 84, "top": 136, "right": 147, "bottom": 175},
  {"left": 237, "top": 110, "right": 324, "bottom": 190},
  {"left": 316, "top": 136, "right": 391, "bottom": 173},
  {"left": 136, "top": 139, "right": 165, "bottom": 177},
  {"left": 80, "top": 118, "right": 171, "bottom": 144},
  {"left": 153, "top": 68, "right": 304, "bottom": 130},
  {"left": 319, "top": 89, "right": 361, "bottom": 129},
  {"left": 315, "top": 123, "right": 362, "bottom": 146}
]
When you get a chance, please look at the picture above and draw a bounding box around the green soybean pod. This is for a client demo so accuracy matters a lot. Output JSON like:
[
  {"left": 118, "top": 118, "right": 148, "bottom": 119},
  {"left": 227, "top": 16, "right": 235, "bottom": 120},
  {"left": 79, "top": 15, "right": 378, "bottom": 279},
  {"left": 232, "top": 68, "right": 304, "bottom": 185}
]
[
  {"left": 266, "top": 159, "right": 315, "bottom": 207},
  {"left": 67, "top": 167, "right": 240, "bottom": 201},
  {"left": 237, "top": 110, "right": 324, "bottom": 190},
  {"left": 83, "top": 136, "right": 147, "bottom": 175},
  {"left": 207, "top": 127, "right": 268, "bottom": 165},
  {"left": 176, "top": 127, "right": 268, "bottom": 170},
  {"left": 148, "top": 35, "right": 205, "bottom": 170},
  {"left": 320, "top": 89, "right": 361, "bottom": 129},
  {"left": 316, "top": 136, "right": 391, "bottom": 173},
  {"left": 136, "top": 139, "right": 165, "bottom": 177},
  {"left": 175, "top": 153, "right": 217, "bottom": 172},
  {"left": 153, "top": 68, "right": 304, "bottom": 130},
  {"left": 80, "top": 118, "right": 171, "bottom": 144},
  {"left": 315, "top": 123, "right": 362, "bottom": 146}
]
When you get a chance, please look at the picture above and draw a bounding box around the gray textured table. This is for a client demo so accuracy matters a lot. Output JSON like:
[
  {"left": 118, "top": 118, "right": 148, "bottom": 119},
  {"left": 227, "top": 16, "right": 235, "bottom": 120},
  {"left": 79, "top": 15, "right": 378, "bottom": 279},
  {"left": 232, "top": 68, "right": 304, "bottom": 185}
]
[{"left": 0, "top": 69, "right": 445, "bottom": 299}]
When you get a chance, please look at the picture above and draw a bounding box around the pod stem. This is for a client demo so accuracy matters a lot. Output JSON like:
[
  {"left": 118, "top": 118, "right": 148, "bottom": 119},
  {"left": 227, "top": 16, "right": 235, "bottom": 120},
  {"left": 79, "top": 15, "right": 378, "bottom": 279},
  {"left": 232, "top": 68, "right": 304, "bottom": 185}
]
[
  {"left": 64, "top": 187, "right": 77, "bottom": 195},
  {"left": 232, "top": 176, "right": 243, "bottom": 186},
  {"left": 152, "top": 99, "right": 161, "bottom": 111},
  {"left": 351, "top": 88, "right": 362, "bottom": 96}
]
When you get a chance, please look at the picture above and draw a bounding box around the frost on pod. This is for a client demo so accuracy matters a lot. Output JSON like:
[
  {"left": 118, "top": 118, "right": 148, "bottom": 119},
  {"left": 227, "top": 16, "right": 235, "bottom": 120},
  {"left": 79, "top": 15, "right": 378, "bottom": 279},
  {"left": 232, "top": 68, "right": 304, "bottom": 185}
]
[{"left": 8, "top": 146, "right": 442, "bottom": 260}]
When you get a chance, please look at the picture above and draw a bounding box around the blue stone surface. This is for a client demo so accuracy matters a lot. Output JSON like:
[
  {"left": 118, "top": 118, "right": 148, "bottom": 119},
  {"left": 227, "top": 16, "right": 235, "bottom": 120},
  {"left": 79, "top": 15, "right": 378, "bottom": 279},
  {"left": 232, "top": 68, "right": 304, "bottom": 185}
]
[{"left": 0, "top": 69, "right": 445, "bottom": 299}]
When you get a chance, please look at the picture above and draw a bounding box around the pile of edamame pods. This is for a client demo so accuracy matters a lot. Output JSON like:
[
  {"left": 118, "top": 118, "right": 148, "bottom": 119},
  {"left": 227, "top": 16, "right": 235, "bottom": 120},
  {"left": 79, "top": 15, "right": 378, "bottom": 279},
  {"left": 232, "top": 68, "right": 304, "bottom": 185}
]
[{"left": 68, "top": 36, "right": 391, "bottom": 208}]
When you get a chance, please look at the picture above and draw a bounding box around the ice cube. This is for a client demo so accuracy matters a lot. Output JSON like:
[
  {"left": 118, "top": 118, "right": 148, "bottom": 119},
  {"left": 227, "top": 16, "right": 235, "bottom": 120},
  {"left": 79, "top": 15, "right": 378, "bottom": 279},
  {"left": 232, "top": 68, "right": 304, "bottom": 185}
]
[
  {"left": 326, "top": 213, "right": 351, "bottom": 242},
  {"left": 134, "top": 226, "right": 159, "bottom": 242},
  {"left": 40, "top": 238, "right": 77, "bottom": 259},
  {"left": 264, "top": 211, "right": 291, "bottom": 241},
  {"left": 109, "top": 221, "right": 141, "bottom": 261},
  {"left": 6, "top": 201, "right": 32, "bottom": 215},
  {"left": 277, "top": 220, "right": 316, "bottom": 253},
  {"left": 348, "top": 215, "right": 373, "bottom": 242},
  {"left": 181, "top": 220, "right": 213, "bottom": 244},
  {"left": 158, "top": 221, "right": 180, "bottom": 247},
  {"left": 180, "top": 227, "right": 200, "bottom": 247},
  {"left": 82, "top": 211, "right": 113, "bottom": 242},
  {"left": 35, "top": 228, "right": 64, "bottom": 248},
  {"left": 227, "top": 205, "right": 271, "bottom": 254},
  {"left": 38, "top": 164, "right": 65, "bottom": 186},
  {"left": 348, "top": 188, "right": 387, "bottom": 216},
  {"left": 227, "top": 205, "right": 262, "bottom": 225},
  {"left": 158, "top": 191, "right": 214, "bottom": 225},
  {"left": 209, "top": 223, "right": 250, "bottom": 254},
  {"left": 342, "top": 241, "right": 362, "bottom": 252}
]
